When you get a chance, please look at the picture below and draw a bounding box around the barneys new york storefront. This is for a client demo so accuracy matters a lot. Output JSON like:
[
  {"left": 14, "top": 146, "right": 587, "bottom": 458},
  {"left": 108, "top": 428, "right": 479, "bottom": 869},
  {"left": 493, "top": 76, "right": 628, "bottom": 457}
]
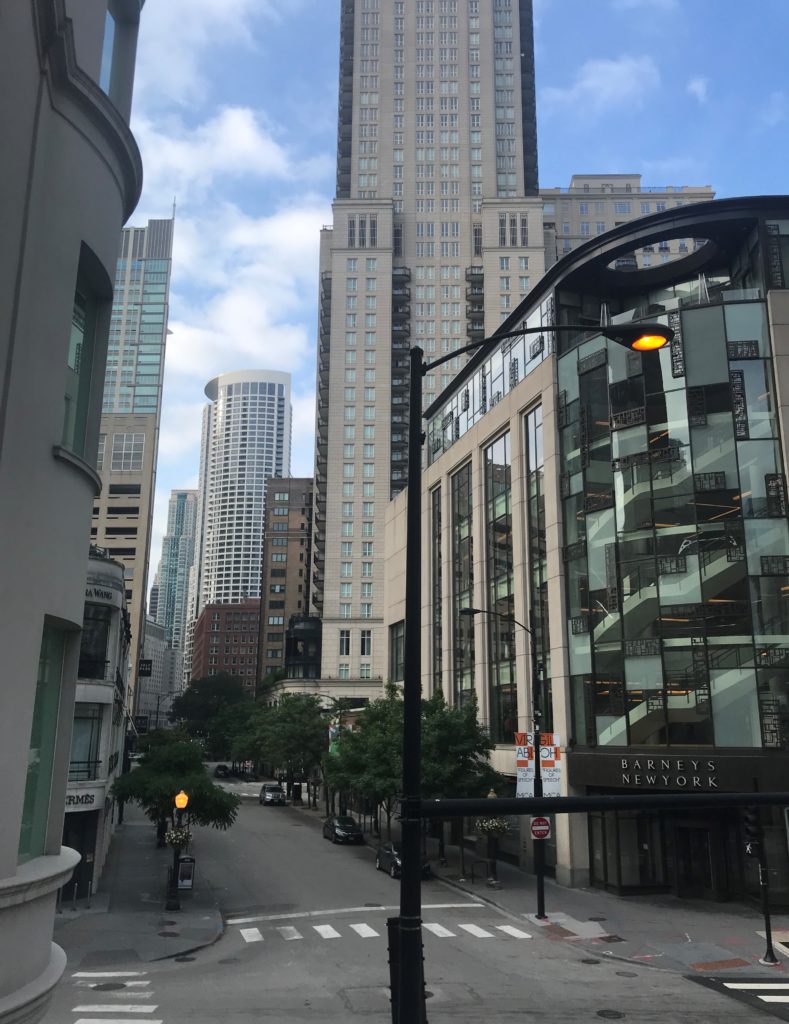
[{"left": 569, "top": 752, "right": 789, "bottom": 902}]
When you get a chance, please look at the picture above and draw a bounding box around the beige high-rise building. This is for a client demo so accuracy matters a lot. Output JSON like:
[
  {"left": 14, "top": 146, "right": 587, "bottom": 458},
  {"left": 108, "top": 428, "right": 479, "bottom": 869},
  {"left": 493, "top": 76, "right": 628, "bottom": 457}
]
[
  {"left": 312, "top": 0, "right": 544, "bottom": 697},
  {"left": 91, "top": 217, "right": 174, "bottom": 715}
]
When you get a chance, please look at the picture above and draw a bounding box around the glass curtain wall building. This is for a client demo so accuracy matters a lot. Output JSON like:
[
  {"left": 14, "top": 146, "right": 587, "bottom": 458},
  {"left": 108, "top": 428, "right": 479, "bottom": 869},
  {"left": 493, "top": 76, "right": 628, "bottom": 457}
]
[{"left": 414, "top": 197, "right": 789, "bottom": 902}]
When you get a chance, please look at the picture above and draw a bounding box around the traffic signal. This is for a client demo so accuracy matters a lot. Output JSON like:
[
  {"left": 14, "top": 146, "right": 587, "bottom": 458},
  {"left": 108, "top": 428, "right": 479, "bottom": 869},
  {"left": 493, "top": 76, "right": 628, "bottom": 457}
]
[{"left": 743, "top": 806, "right": 762, "bottom": 856}]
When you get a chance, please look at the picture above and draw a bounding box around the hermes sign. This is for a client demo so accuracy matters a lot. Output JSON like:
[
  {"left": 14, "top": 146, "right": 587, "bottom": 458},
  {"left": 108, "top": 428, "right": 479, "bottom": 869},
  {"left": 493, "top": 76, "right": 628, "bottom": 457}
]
[{"left": 620, "top": 757, "right": 718, "bottom": 789}]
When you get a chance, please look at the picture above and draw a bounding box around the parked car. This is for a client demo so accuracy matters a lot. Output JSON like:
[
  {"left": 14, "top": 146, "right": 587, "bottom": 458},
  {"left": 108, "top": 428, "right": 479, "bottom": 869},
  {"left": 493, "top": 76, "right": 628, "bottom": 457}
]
[
  {"left": 375, "top": 841, "right": 431, "bottom": 879},
  {"left": 322, "top": 815, "right": 364, "bottom": 844},
  {"left": 259, "top": 783, "right": 286, "bottom": 806},
  {"left": 213, "top": 763, "right": 231, "bottom": 778}
]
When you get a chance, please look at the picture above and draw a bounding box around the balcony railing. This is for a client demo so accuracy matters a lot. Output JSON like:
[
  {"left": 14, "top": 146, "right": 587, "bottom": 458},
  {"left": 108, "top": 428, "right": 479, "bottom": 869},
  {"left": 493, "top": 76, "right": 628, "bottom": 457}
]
[
  {"left": 78, "top": 657, "right": 111, "bottom": 681},
  {"left": 69, "top": 759, "right": 102, "bottom": 782}
]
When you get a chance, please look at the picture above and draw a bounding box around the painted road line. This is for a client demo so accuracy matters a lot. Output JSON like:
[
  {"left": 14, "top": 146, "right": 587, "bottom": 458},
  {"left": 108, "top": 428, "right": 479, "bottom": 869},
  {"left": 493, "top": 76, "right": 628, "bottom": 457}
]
[
  {"left": 277, "top": 926, "right": 303, "bottom": 941},
  {"left": 240, "top": 927, "right": 264, "bottom": 943},
  {"left": 459, "top": 923, "right": 494, "bottom": 938},
  {"left": 496, "top": 925, "right": 533, "bottom": 939},
  {"left": 72, "top": 1007, "right": 158, "bottom": 1014},
  {"left": 724, "top": 983, "right": 789, "bottom": 990},
  {"left": 72, "top": 972, "right": 148, "bottom": 978},
  {"left": 760, "top": 996, "right": 789, "bottom": 1003},
  {"left": 74, "top": 1020, "right": 162, "bottom": 1024},
  {"left": 424, "top": 923, "right": 455, "bottom": 938},
  {"left": 226, "top": 902, "right": 482, "bottom": 925},
  {"left": 314, "top": 924, "right": 342, "bottom": 939},
  {"left": 77, "top": 980, "right": 151, "bottom": 989},
  {"left": 350, "top": 923, "right": 380, "bottom": 938}
]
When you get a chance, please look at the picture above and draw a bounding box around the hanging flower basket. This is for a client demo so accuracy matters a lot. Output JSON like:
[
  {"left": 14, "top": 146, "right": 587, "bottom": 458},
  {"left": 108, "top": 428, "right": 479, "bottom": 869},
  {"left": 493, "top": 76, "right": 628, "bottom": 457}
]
[
  {"left": 475, "top": 816, "right": 509, "bottom": 836},
  {"left": 165, "top": 827, "right": 192, "bottom": 849}
]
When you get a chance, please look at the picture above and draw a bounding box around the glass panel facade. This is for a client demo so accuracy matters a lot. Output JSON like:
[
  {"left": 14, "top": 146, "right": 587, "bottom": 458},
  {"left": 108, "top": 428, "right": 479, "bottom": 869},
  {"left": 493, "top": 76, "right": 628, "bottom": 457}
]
[
  {"left": 431, "top": 487, "right": 442, "bottom": 692},
  {"left": 484, "top": 433, "right": 515, "bottom": 742},
  {"left": 562, "top": 301, "right": 789, "bottom": 751},
  {"left": 451, "top": 463, "right": 474, "bottom": 707},
  {"left": 526, "top": 406, "right": 551, "bottom": 728}
]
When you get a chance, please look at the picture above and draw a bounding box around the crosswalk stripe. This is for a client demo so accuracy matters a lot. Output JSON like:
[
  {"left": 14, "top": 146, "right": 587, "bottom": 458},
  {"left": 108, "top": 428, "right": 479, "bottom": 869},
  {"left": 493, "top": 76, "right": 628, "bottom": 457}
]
[
  {"left": 424, "top": 923, "right": 455, "bottom": 937},
  {"left": 760, "top": 996, "right": 789, "bottom": 1003},
  {"left": 350, "top": 923, "right": 379, "bottom": 938},
  {"left": 724, "top": 983, "right": 789, "bottom": 990},
  {"left": 314, "top": 924, "right": 341, "bottom": 939},
  {"left": 240, "top": 927, "right": 264, "bottom": 943},
  {"left": 277, "top": 926, "right": 303, "bottom": 941},
  {"left": 74, "top": 1020, "right": 162, "bottom": 1024},
  {"left": 72, "top": 972, "right": 148, "bottom": 978},
  {"left": 496, "top": 925, "right": 532, "bottom": 939},
  {"left": 459, "top": 923, "right": 494, "bottom": 938}
]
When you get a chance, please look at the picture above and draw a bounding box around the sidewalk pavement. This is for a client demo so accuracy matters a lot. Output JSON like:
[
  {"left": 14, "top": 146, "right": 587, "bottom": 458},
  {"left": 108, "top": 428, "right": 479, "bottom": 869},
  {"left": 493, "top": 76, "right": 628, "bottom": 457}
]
[
  {"left": 54, "top": 800, "right": 223, "bottom": 969},
  {"left": 292, "top": 799, "right": 789, "bottom": 978}
]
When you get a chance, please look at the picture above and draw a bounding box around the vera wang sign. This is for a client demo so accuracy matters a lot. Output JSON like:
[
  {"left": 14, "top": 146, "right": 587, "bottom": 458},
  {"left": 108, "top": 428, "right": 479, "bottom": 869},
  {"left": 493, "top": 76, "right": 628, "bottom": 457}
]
[{"left": 620, "top": 757, "right": 718, "bottom": 789}]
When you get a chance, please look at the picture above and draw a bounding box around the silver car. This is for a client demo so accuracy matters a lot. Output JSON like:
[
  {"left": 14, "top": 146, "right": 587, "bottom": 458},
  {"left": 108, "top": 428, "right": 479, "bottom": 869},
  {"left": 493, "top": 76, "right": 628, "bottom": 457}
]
[{"left": 259, "top": 783, "right": 286, "bottom": 806}]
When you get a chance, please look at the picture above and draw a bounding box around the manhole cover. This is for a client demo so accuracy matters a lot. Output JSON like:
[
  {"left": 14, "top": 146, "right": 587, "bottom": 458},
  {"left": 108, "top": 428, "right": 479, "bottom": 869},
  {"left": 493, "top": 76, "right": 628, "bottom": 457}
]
[
  {"left": 589, "top": 916, "right": 607, "bottom": 922},
  {"left": 616, "top": 971, "right": 637, "bottom": 978},
  {"left": 218, "top": 957, "right": 240, "bottom": 964},
  {"left": 94, "top": 982, "right": 126, "bottom": 991},
  {"left": 581, "top": 958, "right": 601, "bottom": 965},
  {"left": 157, "top": 930, "right": 179, "bottom": 937},
  {"left": 597, "top": 1012, "right": 625, "bottom": 1020},
  {"left": 600, "top": 935, "right": 625, "bottom": 943},
  {"left": 175, "top": 956, "right": 195, "bottom": 962}
]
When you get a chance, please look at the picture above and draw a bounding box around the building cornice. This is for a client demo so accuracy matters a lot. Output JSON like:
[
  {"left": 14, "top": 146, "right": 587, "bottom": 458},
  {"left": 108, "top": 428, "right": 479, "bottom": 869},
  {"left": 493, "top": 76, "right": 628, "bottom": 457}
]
[
  {"left": 0, "top": 847, "right": 80, "bottom": 910},
  {"left": 32, "top": 0, "right": 143, "bottom": 221}
]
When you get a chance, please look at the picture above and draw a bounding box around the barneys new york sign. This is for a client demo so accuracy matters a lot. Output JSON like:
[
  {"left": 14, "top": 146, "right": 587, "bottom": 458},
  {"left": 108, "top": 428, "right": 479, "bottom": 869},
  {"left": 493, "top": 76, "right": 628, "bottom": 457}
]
[{"left": 620, "top": 757, "right": 718, "bottom": 788}]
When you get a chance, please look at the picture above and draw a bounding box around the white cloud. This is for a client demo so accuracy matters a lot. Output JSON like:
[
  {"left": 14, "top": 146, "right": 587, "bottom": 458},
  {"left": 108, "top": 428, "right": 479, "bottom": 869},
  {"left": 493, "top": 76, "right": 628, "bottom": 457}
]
[
  {"left": 291, "top": 393, "right": 317, "bottom": 478},
  {"left": 686, "top": 77, "right": 709, "bottom": 104},
  {"left": 540, "top": 55, "right": 660, "bottom": 118}
]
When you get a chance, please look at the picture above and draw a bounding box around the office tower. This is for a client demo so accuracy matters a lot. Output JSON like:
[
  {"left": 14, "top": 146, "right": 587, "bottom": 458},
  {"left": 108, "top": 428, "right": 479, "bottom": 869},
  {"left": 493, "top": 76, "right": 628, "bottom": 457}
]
[
  {"left": 155, "top": 489, "right": 198, "bottom": 652},
  {"left": 0, "top": 4, "right": 145, "bottom": 1020},
  {"left": 256, "top": 477, "right": 313, "bottom": 681},
  {"left": 183, "top": 370, "right": 292, "bottom": 681},
  {"left": 149, "top": 567, "right": 161, "bottom": 620},
  {"left": 541, "top": 174, "right": 715, "bottom": 269},
  {"left": 91, "top": 217, "right": 174, "bottom": 715},
  {"left": 312, "top": 0, "right": 544, "bottom": 690}
]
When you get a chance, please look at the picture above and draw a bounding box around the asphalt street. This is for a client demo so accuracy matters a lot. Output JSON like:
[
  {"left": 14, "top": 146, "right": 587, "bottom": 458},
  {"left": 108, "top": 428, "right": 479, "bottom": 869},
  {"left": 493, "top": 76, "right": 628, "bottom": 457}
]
[{"left": 44, "top": 794, "right": 783, "bottom": 1023}]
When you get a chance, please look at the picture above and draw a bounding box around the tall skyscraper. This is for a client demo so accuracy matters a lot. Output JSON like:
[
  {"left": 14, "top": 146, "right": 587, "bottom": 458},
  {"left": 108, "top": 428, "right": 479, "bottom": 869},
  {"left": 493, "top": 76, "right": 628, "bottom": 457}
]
[
  {"left": 184, "top": 370, "right": 292, "bottom": 680},
  {"left": 91, "top": 217, "right": 174, "bottom": 714},
  {"left": 312, "top": 0, "right": 544, "bottom": 687},
  {"left": 155, "top": 489, "right": 198, "bottom": 653}
]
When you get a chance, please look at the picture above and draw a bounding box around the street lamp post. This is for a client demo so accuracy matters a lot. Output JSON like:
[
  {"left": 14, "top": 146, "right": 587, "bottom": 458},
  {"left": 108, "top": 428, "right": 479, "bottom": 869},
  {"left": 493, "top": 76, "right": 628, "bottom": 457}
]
[
  {"left": 397, "top": 320, "right": 673, "bottom": 1023},
  {"left": 460, "top": 605, "right": 547, "bottom": 918},
  {"left": 165, "top": 789, "right": 189, "bottom": 912}
]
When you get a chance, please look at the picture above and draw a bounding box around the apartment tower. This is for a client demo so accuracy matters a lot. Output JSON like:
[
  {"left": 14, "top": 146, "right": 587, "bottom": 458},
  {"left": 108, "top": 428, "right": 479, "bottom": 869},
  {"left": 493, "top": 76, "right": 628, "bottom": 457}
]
[
  {"left": 312, "top": 0, "right": 543, "bottom": 691},
  {"left": 184, "top": 370, "right": 292, "bottom": 679},
  {"left": 155, "top": 489, "right": 198, "bottom": 652},
  {"left": 91, "top": 217, "right": 174, "bottom": 714}
]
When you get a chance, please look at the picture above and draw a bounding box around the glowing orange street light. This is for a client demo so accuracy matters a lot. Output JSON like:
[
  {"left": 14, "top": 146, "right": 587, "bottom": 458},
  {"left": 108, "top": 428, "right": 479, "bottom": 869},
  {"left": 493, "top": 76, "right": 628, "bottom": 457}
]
[
  {"left": 601, "top": 322, "right": 674, "bottom": 351},
  {"left": 174, "top": 790, "right": 189, "bottom": 811}
]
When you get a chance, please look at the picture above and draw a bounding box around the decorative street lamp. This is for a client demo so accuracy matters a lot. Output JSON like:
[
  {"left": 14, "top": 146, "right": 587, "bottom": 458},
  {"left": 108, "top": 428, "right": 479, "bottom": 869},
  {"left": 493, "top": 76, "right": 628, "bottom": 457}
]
[
  {"left": 165, "top": 789, "right": 190, "bottom": 911},
  {"left": 395, "top": 319, "right": 673, "bottom": 1022},
  {"left": 460, "top": 605, "right": 547, "bottom": 918}
]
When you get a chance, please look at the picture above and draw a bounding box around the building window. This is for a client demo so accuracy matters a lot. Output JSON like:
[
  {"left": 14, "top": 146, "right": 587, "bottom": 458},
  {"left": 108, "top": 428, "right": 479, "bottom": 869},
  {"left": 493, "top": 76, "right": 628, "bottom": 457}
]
[
  {"left": 340, "top": 604, "right": 351, "bottom": 619},
  {"left": 451, "top": 463, "right": 474, "bottom": 708},
  {"left": 79, "top": 603, "right": 112, "bottom": 679},
  {"left": 360, "top": 603, "right": 372, "bottom": 619},
  {"left": 19, "top": 623, "right": 67, "bottom": 861},
  {"left": 69, "top": 703, "right": 102, "bottom": 781},
  {"left": 338, "top": 663, "right": 350, "bottom": 679},
  {"left": 111, "top": 432, "right": 145, "bottom": 471},
  {"left": 484, "top": 432, "right": 515, "bottom": 743},
  {"left": 389, "top": 620, "right": 405, "bottom": 681},
  {"left": 360, "top": 629, "right": 372, "bottom": 656},
  {"left": 359, "top": 664, "right": 371, "bottom": 679},
  {"left": 63, "top": 279, "right": 101, "bottom": 459},
  {"left": 339, "top": 629, "right": 351, "bottom": 656}
]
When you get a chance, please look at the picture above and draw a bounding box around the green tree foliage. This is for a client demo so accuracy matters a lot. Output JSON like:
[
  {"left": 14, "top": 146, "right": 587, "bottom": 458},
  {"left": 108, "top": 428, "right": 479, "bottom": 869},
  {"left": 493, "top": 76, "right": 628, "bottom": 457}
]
[
  {"left": 325, "top": 684, "right": 403, "bottom": 837},
  {"left": 112, "top": 738, "right": 240, "bottom": 838},
  {"left": 169, "top": 673, "right": 251, "bottom": 747},
  {"left": 421, "top": 690, "right": 498, "bottom": 799}
]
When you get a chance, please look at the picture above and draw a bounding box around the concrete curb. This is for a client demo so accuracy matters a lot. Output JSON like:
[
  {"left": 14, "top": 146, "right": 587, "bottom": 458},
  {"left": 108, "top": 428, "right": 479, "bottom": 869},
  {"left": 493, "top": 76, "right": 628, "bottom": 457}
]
[{"left": 151, "top": 921, "right": 226, "bottom": 962}]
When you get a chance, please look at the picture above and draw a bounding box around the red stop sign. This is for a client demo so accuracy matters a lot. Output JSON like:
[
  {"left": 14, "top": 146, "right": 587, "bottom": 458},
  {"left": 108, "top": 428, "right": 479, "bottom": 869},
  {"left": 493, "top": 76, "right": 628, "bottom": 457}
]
[{"left": 530, "top": 816, "right": 551, "bottom": 840}]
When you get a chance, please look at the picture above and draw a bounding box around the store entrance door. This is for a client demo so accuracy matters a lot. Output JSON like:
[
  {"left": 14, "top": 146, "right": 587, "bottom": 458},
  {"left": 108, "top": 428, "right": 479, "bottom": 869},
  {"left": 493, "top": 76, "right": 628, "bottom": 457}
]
[{"left": 674, "top": 824, "right": 725, "bottom": 900}]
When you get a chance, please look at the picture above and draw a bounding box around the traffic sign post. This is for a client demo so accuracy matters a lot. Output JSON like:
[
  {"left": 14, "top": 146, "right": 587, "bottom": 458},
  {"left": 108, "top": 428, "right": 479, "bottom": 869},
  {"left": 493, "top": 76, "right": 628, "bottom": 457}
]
[{"left": 530, "top": 816, "right": 551, "bottom": 841}]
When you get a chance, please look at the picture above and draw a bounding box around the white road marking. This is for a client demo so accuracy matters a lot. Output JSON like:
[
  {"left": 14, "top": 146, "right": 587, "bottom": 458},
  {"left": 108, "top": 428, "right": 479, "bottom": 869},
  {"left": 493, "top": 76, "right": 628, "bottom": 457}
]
[
  {"left": 350, "top": 923, "right": 379, "bottom": 938},
  {"left": 226, "top": 902, "right": 482, "bottom": 925},
  {"left": 496, "top": 925, "right": 532, "bottom": 939},
  {"left": 72, "top": 1007, "right": 157, "bottom": 1014},
  {"left": 77, "top": 980, "right": 151, "bottom": 989},
  {"left": 240, "top": 927, "right": 264, "bottom": 943},
  {"left": 760, "top": 996, "right": 789, "bottom": 1003},
  {"left": 423, "top": 923, "right": 455, "bottom": 937},
  {"left": 459, "top": 923, "right": 494, "bottom": 938},
  {"left": 277, "top": 926, "right": 303, "bottom": 941},
  {"left": 724, "top": 983, "right": 789, "bottom": 990},
  {"left": 74, "top": 1020, "right": 162, "bottom": 1024},
  {"left": 72, "top": 972, "right": 148, "bottom": 978},
  {"left": 314, "top": 924, "right": 342, "bottom": 939}
]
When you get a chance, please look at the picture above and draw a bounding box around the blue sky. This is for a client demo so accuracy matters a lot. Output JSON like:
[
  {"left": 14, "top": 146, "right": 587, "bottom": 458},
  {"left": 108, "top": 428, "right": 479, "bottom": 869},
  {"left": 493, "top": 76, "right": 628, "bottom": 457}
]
[{"left": 130, "top": 0, "right": 789, "bottom": 569}]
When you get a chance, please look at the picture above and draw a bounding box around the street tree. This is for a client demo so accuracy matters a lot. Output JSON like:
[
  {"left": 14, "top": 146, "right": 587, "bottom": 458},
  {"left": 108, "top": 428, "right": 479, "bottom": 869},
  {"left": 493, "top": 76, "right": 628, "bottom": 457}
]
[
  {"left": 112, "top": 737, "right": 240, "bottom": 845},
  {"left": 169, "top": 673, "right": 250, "bottom": 744},
  {"left": 260, "top": 694, "right": 327, "bottom": 800}
]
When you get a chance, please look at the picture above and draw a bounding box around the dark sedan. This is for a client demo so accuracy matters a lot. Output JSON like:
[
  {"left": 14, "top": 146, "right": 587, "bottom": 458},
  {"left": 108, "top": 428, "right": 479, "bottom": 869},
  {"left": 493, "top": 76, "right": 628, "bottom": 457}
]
[
  {"left": 375, "top": 841, "right": 431, "bottom": 879},
  {"left": 322, "top": 815, "right": 364, "bottom": 844}
]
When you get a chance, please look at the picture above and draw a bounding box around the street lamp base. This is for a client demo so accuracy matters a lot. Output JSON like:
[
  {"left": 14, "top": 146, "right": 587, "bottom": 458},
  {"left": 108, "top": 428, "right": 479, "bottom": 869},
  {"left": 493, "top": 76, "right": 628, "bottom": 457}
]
[{"left": 759, "top": 954, "right": 781, "bottom": 966}]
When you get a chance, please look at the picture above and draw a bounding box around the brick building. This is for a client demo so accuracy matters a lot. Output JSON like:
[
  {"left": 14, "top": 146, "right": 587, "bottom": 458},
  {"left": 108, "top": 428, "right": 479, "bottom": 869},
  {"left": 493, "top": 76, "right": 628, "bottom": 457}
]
[{"left": 190, "top": 598, "right": 260, "bottom": 691}]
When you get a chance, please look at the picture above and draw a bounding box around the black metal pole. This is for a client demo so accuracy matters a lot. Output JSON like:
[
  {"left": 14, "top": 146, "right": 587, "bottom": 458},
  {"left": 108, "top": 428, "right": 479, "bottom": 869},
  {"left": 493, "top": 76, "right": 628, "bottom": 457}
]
[
  {"left": 529, "top": 608, "right": 547, "bottom": 920},
  {"left": 758, "top": 849, "right": 780, "bottom": 965},
  {"left": 397, "top": 344, "right": 427, "bottom": 1023}
]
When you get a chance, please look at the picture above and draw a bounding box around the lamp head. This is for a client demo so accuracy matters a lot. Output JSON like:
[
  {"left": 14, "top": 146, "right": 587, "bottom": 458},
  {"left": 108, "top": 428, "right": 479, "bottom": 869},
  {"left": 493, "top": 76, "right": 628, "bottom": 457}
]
[
  {"left": 174, "top": 790, "right": 189, "bottom": 810},
  {"left": 459, "top": 607, "right": 481, "bottom": 618},
  {"left": 601, "top": 322, "right": 674, "bottom": 352}
]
